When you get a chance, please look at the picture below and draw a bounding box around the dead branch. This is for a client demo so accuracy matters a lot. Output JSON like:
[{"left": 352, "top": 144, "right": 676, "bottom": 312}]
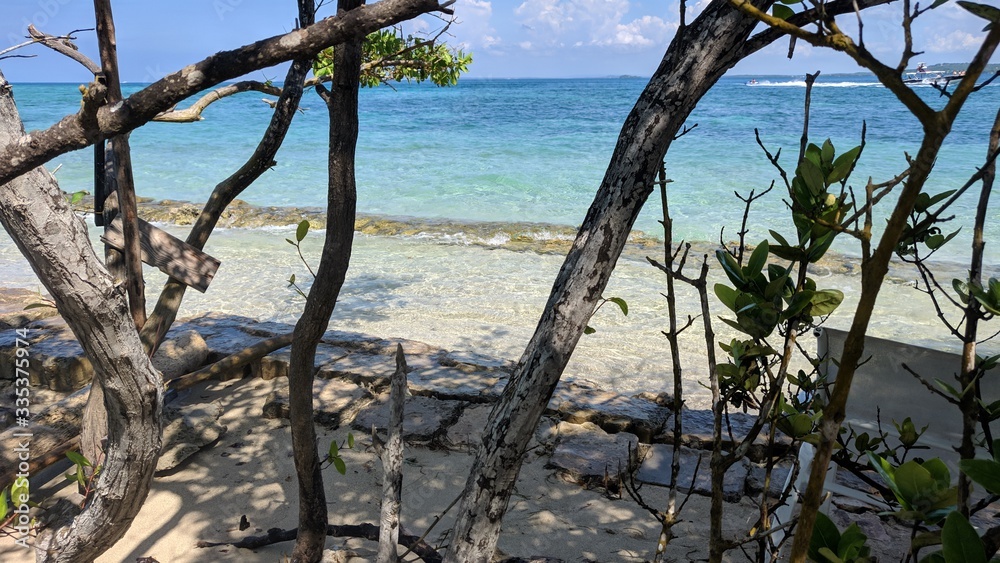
[
  {"left": 377, "top": 344, "right": 408, "bottom": 562},
  {"left": 153, "top": 81, "right": 284, "bottom": 123},
  {"left": 168, "top": 333, "right": 294, "bottom": 391},
  {"left": 196, "top": 523, "right": 442, "bottom": 562},
  {"left": 23, "top": 26, "right": 101, "bottom": 75}
]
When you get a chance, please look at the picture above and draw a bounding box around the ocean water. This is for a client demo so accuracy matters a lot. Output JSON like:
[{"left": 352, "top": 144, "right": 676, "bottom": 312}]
[{"left": 2, "top": 76, "right": 998, "bottom": 399}]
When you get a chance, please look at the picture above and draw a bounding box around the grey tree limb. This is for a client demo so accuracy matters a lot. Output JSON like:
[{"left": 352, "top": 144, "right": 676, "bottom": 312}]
[
  {"left": 0, "top": 70, "right": 164, "bottom": 563},
  {"left": 287, "top": 0, "right": 365, "bottom": 557},
  {"left": 445, "top": 1, "right": 775, "bottom": 560},
  {"left": 377, "top": 344, "right": 407, "bottom": 563}
]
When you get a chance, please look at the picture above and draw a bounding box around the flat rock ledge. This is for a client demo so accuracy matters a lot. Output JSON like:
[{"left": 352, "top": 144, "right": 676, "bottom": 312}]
[{"left": 0, "top": 288, "right": 840, "bottom": 506}]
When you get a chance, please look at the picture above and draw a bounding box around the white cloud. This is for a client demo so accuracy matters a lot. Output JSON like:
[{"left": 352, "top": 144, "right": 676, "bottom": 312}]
[
  {"left": 514, "top": 0, "right": 674, "bottom": 51},
  {"left": 596, "top": 15, "right": 673, "bottom": 47},
  {"left": 926, "top": 30, "right": 980, "bottom": 53},
  {"left": 452, "top": 0, "right": 502, "bottom": 51}
]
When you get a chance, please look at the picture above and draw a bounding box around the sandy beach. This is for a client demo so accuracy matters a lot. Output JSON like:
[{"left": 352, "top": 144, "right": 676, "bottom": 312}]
[{"left": 0, "top": 292, "right": 927, "bottom": 563}]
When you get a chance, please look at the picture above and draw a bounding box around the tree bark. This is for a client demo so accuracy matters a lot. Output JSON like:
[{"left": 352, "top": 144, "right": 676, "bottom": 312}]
[
  {"left": 140, "top": 59, "right": 311, "bottom": 354},
  {"left": 288, "top": 0, "right": 363, "bottom": 559},
  {"left": 445, "top": 2, "right": 773, "bottom": 560},
  {"left": 0, "top": 71, "right": 163, "bottom": 563},
  {"left": 94, "top": 0, "right": 145, "bottom": 328},
  {"left": 377, "top": 345, "right": 407, "bottom": 563}
]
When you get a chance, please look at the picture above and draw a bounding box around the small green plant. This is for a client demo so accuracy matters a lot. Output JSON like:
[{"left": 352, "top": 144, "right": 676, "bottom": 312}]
[
  {"left": 65, "top": 450, "right": 102, "bottom": 507},
  {"left": 583, "top": 296, "right": 629, "bottom": 335},
  {"left": 323, "top": 433, "right": 355, "bottom": 476},
  {"left": 286, "top": 219, "right": 315, "bottom": 300},
  {"left": 808, "top": 511, "right": 873, "bottom": 563},
  {"left": 313, "top": 26, "right": 472, "bottom": 88},
  {"left": 67, "top": 189, "right": 88, "bottom": 205}
]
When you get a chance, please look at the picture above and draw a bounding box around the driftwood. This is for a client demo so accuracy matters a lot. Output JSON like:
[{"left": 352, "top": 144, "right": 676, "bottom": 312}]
[
  {"left": 168, "top": 333, "right": 293, "bottom": 391},
  {"left": 196, "top": 523, "right": 442, "bottom": 562},
  {"left": 377, "top": 345, "right": 407, "bottom": 562}
]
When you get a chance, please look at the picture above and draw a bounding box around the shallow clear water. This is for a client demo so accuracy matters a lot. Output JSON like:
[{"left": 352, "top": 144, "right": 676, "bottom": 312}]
[{"left": 3, "top": 76, "right": 998, "bottom": 399}]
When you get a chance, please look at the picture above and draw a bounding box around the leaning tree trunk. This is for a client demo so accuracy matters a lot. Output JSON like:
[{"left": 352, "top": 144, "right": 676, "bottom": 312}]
[
  {"left": 81, "top": 0, "right": 147, "bottom": 491},
  {"left": 444, "top": 1, "right": 774, "bottom": 560},
  {"left": 288, "top": 0, "right": 363, "bottom": 560},
  {"left": 0, "top": 71, "right": 163, "bottom": 563}
]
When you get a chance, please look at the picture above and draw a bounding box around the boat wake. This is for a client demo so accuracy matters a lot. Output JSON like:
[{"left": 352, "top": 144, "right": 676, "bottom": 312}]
[{"left": 745, "top": 80, "right": 881, "bottom": 88}]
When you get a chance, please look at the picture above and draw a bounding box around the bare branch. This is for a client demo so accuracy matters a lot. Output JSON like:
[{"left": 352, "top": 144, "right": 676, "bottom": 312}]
[
  {"left": 27, "top": 25, "right": 101, "bottom": 75},
  {"left": 0, "top": 0, "right": 454, "bottom": 187},
  {"left": 153, "top": 81, "right": 284, "bottom": 122}
]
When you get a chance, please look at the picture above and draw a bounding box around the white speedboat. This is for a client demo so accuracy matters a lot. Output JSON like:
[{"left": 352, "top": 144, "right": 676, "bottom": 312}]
[{"left": 903, "top": 62, "right": 965, "bottom": 85}]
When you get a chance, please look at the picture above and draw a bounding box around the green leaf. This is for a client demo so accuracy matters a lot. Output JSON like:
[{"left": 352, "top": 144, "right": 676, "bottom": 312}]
[
  {"left": 328, "top": 440, "right": 339, "bottom": 460},
  {"left": 935, "top": 378, "right": 963, "bottom": 400},
  {"left": 809, "top": 289, "right": 844, "bottom": 316},
  {"left": 809, "top": 512, "right": 842, "bottom": 561},
  {"left": 827, "top": 146, "right": 861, "bottom": 184},
  {"left": 584, "top": 326, "right": 596, "bottom": 335},
  {"left": 820, "top": 139, "right": 835, "bottom": 168},
  {"left": 929, "top": 0, "right": 950, "bottom": 7},
  {"left": 953, "top": 279, "right": 970, "bottom": 303},
  {"left": 11, "top": 479, "right": 28, "bottom": 508},
  {"left": 868, "top": 452, "right": 904, "bottom": 505},
  {"left": 347, "top": 433, "right": 355, "bottom": 449},
  {"left": 296, "top": 220, "right": 310, "bottom": 242},
  {"left": 746, "top": 240, "right": 769, "bottom": 278},
  {"left": 66, "top": 451, "right": 91, "bottom": 467},
  {"left": 895, "top": 461, "right": 934, "bottom": 507},
  {"left": 718, "top": 316, "right": 748, "bottom": 335},
  {"left": 24, "top": 302, "right": 55, "bottom": 310},
  {"left": 0, "top": 488, "right": 8, "bottom": 521},
  {"left": 607, "top": 297, "right": 629, "bottom": 316},
  {"left": 922, "top": 458, "right": 951, "bottom": 488},
  {"left": 798, "top": 157, "right": 827, "bottom": 197},
  {"left": 818, "top": 546, "right": 845, "bottom": 563},
  {"left": 769, "top": 230, "right": 791, "bottom": 247},
  {"left": 717, "top": 250, "right": 746, "bottom": 287},
  {"left": 942, "top": 511, "right": 987, "bottom": 563},
  {"left": 332, "top": 456, "right": 347, "bottom": 476},
  {"left": 764, "top": 271, "right": 790, "bottom": 301},
  {"left": 714, "top": 284, "right": 739, "bottom": 311},
  {"left": 960, "top": 459, "right": 1000, "bottom": 494},
  {"left": 772, "top": 4, "right": 795, "bottom": 19},
  {"left": 770, "top": 244, "right": 806, "bottom": 262},
  {"left": 806, "top": 230, "right": 837, "bottom": 262},
  {"left": 838, "top": 522, "right": 868, "bottom": 559}
]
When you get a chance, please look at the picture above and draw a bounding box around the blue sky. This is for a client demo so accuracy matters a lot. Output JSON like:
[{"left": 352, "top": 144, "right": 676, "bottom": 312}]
[{"left": 0, "top": 0, "right": 994, "bottom": 82}]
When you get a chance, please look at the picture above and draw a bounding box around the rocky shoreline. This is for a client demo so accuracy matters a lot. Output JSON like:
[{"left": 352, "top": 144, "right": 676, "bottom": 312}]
[
  {"left": 0, "top": 286, "right": 935, "bottom": 562},
  {"left": 62, "top": 194, "right": 934, "bottom": 281}
]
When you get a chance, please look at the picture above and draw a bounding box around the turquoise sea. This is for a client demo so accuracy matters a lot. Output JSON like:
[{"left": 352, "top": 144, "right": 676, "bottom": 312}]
[{"left": 2, "top": 76, "right": 998, "bottom": 400}]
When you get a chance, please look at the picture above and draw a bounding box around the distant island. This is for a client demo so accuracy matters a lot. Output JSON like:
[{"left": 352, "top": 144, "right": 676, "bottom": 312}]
[
  {"left": 920, "top": 62, "right": 1000, "bottom": 73},
  {"left": 734, "top": 63, "right": 1000, "bottom": 79}
]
